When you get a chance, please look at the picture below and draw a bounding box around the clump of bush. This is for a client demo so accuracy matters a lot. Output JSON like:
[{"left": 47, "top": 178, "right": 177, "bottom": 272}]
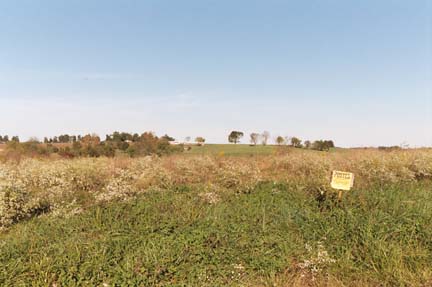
[{"left": 1, "top": 132, "right": 183, "bottom": 160}]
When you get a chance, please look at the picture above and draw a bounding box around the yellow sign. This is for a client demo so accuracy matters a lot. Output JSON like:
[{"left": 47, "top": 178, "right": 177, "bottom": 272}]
[{"left": 331, "top": 171, "right": 354, "bottom": 191}]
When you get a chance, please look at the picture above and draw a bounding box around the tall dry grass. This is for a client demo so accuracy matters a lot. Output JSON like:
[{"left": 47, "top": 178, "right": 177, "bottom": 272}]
[{"left": 0, "top": 149, "right": 431, "bottom": 228}]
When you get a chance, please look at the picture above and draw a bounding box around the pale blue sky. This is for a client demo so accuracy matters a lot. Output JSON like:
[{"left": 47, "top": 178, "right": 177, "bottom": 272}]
[{"left": 0, "top": 0, "right": 431, "bottom": 147}]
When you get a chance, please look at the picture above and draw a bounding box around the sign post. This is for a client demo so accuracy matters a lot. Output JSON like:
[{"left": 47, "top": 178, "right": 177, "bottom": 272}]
[{"left": 330, "top": 171, "right": 354, "bottom": 200}]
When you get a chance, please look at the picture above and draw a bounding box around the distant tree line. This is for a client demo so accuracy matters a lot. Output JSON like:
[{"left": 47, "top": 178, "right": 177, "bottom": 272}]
[
  {"left": 228, "top": 131, "right": 335, "bottom": 151},
  {"left": 43, "top": 135, "right": 80, "bottom": 143},
  {"left": 102, "top": 132, "right": 182, "bottom": 157},
  {"left": 0, "top": 135, "right": 19, "bottom": 143},
  {"left": 1, "top": 132, "right": 184, "bottom": 159}
]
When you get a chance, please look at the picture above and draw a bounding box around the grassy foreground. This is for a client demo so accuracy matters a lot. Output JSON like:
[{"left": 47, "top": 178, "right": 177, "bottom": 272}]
[{"left": 1, "top": 181, "right": 431, "bottom": 286}]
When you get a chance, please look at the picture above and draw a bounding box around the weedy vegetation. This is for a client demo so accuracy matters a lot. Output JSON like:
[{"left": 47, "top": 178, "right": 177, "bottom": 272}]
[{"left": 0, "top": 148, "right": 431, "bottom": 286}]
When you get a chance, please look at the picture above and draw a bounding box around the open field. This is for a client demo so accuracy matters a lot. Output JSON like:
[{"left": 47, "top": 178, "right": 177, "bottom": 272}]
[
  {"left": 0, "top": 149, "right": 431, "bottom": 286},
  {"left": 184, "top": 144, "right": 277, "bottom": 156},
  {"left": 184, "top": 144, "right": 349, "bottom": 157}
]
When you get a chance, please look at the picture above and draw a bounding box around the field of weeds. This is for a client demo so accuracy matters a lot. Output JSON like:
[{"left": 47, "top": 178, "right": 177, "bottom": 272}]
[{"left": 0, "top": 149, "right": 431, "bottom": 286}]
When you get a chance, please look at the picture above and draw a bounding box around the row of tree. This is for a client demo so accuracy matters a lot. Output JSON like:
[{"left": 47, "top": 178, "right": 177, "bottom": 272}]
[
  {"left": 43, "top": 135, "right": 80, "bottom": 143},
  {"left": 0, "top": 135, "right": 20, "bottom": 143},
  {"left": 2, "top": 132, "right": 185, "bottom": 158},
  {"left": 39, "top": 132, "right": 207, "bottom": 146},
  {"left": 228, "top": 131, "right": 335, "bottom": 151}
]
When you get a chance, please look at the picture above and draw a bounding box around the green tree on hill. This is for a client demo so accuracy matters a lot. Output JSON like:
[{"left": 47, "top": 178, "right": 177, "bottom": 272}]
[
  {"left": 290, "top": 137, "right": 302, "bottom": 148},
  {"left": 312, "top": 140, "right": 335, "bottom": 151},
  {"left": 276, "top": 136, "right": 285, "bottom": 145},
  {"left": 228, "top": 131, "right": 244, "bottom": 144}
]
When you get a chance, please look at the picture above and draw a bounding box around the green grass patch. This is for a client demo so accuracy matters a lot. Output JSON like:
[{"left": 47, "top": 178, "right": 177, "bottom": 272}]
[
  {"left": 0, "top": 183, "right": 431, "bottom": 286},
  {"left": 183, "top": 144, "right": 341, "bottom": 156},
  {"left": 184, "top": 144, "right": 277, "bottom": 156}
]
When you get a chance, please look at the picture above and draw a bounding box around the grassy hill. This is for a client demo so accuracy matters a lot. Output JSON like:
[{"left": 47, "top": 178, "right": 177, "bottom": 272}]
[
  {"left": 183, "top": 144, "right": 345, "bottom": 157},
  {"left": 184, "top": 144, "right": 277, "bottom": 156}
]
